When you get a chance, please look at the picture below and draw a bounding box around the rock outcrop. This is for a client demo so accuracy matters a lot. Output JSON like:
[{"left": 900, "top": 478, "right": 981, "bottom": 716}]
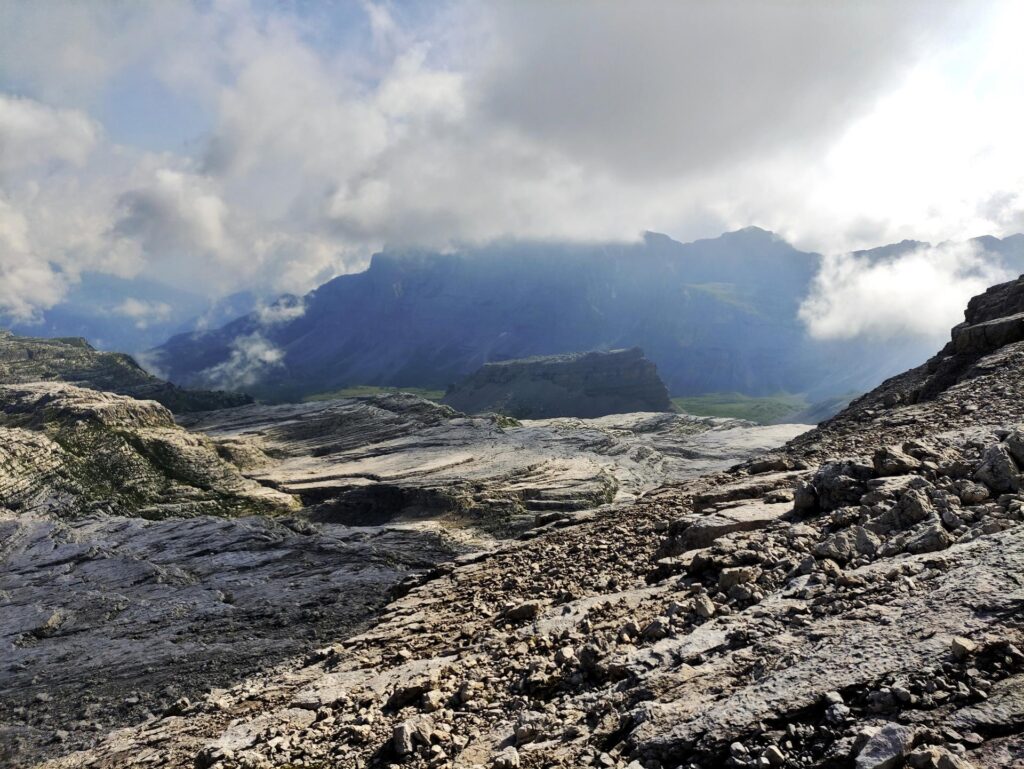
[
  {"left": 0, "top": 331, "right": 250, "bottom": 412},
  {"left": 182, "top": 393, "right": 799, "bottom": 533},
  {"left": 0, "top": 382, "right": 293, "bottom": 518},
  {"left": 0, "top": 380, "right": 802, "bottom": 766},
  {"left": 34, "top": 274, "right": 1024, "bottom": 769},
  {"left": 441, "top": 348, "right": 672, "bottom": 419}
]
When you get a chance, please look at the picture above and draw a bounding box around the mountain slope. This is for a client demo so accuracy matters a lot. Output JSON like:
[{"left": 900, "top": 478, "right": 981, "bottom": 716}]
[
  {"left": 151, "top": 229, "right": 838, "bottom": 401},
  {"left": 0, "top": 331, "right": 251, "bottom": 412},
  {"left": 153, "top": 228, "right": 1024, "bottom": 406},
  {"left": 5, "top": 272, "right": 262, "bottom": 354},
  {"left": 48, "top": 273, "right": 1024, "bottom": 769}
]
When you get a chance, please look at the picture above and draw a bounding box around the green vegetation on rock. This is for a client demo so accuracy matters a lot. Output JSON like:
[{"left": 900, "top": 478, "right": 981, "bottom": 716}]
[
  {"left": 303, "top": 385, "right": 445, "bottom": 402},
  {"left": 0, "top": 382, "right": 296, "bottom": 519},
  {"left": 672, "top": 392, "right": 809, "bottom": 424}
]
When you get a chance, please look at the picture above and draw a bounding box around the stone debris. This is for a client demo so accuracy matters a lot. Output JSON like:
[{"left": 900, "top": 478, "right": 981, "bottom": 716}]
[
  {"left": 855, "top": 723, "right": 916, "bottom": 769},
  {"left": 14, "top": 276, "right": 1024, "bottom": 769}
]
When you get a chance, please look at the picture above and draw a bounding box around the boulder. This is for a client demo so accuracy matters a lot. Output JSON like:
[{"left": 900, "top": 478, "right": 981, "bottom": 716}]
[
  {"left": 855, "top": 723, "right": 916, "bottom": 769},
  {"left": 974, "top": 443, "right": 1023, "bottom": 493}
]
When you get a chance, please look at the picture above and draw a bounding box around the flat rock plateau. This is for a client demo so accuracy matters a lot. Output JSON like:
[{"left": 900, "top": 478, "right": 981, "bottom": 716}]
[
  {"left": 0, "top": 346, "right": 800, "bottom": 767},
  {"left": 440, "top": 348, "right": 673, "bottom": 419},
  {"left": 7, "top": 276, "right": 1024, "bottom": 769}
]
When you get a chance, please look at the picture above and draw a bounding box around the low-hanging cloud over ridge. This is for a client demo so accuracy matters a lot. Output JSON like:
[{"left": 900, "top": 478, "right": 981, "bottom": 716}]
[
  {"left": 0, "top": 0, "right": 1022, "bottom": 347},
  {"left": 799, "top": 241, "right": 1015, "bottom": 343}
]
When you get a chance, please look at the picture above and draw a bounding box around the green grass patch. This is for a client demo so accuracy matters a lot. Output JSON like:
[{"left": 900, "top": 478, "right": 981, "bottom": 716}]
[
  {"left": 672, "top": 392, "right": 808, "bottom": 424},
  {"left": 303, "top": 385, "right": 446, "bottom": 402}
]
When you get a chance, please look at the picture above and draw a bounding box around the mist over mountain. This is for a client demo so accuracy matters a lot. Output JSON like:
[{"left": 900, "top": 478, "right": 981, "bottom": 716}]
[
  {"left": 5, "top": 273, "right": 264, "bottom": 354},
  {"left": 149, "top": 227, "right": 1023, "bottom": 405}
]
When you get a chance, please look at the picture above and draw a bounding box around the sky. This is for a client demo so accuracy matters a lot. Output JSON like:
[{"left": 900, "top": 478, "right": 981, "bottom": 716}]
[{"left": 1, "top": 0, "right": 1023, "bottom": 341}]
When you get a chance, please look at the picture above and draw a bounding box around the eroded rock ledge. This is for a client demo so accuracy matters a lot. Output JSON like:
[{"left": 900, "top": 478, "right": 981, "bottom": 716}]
[{"left": 34, "top": 282, "right": 1024, "bottom": 769}]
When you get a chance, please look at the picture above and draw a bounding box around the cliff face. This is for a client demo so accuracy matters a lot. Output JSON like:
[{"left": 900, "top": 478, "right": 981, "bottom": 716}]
[
  {"left": 151, "top": 228, "right": 857, "bottom": 402},
  {"left": 0, "top": 331, "right": 251, "bottom": 412},
  {"left": 441, "top": 348, "right": 673, "bottom": 418}
]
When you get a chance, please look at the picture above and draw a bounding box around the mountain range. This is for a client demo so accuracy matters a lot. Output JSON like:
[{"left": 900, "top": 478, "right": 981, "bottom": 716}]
[
  {"left": 148, "top": 227, "right": 1024, "bottom": 405},
  {"left": 5, "top": 272, "right": 262, "bottom": 354}
]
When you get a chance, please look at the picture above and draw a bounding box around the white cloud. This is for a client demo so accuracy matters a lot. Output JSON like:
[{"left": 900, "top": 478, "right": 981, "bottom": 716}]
[
  {"left": 0, "top": 94, "right": 98, "bottom": 174},
  {"left": 255, "top": 297, "right": 305, "bottom": 325},
  {"left": 199, "top": 331, "right": 285, "bottom": 390},
  {"left": 476, "top": 1, "right": 972, "bottom": 183},
  {"left": 0, "top": 0, "right": 1022, "bottom": 346},
  {"left": 799, "top": 241, "right": 1013, "bottom": 342},
  {"left": 115, "top": 168, "right": 232, "bottom": 263},
  {"left": 0, "top": 200, "right": 66, "bottom": 320},
  {"left": 112, "top": 298, "right": 173, "bottom": 329}
]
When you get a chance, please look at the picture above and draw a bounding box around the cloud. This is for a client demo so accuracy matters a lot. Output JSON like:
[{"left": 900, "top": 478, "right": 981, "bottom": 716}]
[
  {"left": 114, "top": 168, "right": 232, "bottom": 263},
  {"left": 0, "top": 198, "right": 67, "bottom": 320},
  {"left": 254, "top": 296, "right": 305, "bottom": 325},
  {"left": 477, "top": 1, "right": 972, "bottom": 182},
  {"left": 0, "top": 1, "right": 200, "bottom": 106},
  {"left": 112, "top": 297, "right": 173, "bottom": 329},
  {"left": 799, "top": 241, "right": 1013, "bottom": 342},
  {"left": 198, "top": 332, "right": 285, "bottom": 390},
  {"left": 0, "top": 94, "right": 98, "bottom": 174},
  {"left": 0, "top": 0, "right": 1021, "bottom": 342}
]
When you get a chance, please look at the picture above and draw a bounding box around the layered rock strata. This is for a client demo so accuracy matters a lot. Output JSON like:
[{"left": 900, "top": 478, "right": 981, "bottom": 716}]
[
  {"left": 36, "top": 275, "right": 1024, "bottom": 769},
  {"left": 0, "top": 331, "right": 250, "bottom": 412}
]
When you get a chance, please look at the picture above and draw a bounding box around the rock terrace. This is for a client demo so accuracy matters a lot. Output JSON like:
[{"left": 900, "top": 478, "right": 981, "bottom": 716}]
[{"left": 27, "top": 276, "right": 1024, "bottom": 768}]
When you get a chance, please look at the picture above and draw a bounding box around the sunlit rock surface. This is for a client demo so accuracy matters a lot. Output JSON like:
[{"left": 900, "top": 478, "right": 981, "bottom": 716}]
[
  {"left": 181, "top": 394, "right": 807, "bottom": 532},
  {"left": 35, "top": 276, "right": 1024, "bottom": 769}
]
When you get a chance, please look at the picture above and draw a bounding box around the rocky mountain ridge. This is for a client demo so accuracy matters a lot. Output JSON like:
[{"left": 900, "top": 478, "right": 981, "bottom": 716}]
[
  {"left": 0, "top": 331, "right": 251, "bottom": 413},
  {"left": 0, "top": 381, "right": 291, "bottom": 519},
  {"left": 441, "top": 348, "right": 672, "bottom": 419},
  {"left": 151, "top": 228, "right": 999, "bottom": 405},
  {"left": 28, "top": 279, "right": 1024, "bottom": 769}
]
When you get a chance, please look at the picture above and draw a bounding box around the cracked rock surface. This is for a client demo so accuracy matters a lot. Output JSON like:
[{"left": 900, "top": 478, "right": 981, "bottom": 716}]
[
  {"left": 180, "top": 395, "right": 802, "bottom": 534},
  {"left": 1, "top": 379, "right": 798, "bottom": 766},
  {"left": 34, "top": 275, "right": 1024, "bottom": 769}
]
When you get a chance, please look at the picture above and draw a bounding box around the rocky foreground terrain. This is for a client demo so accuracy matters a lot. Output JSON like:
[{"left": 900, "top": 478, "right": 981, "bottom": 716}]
[
  {"left": 26, "top": 275, "right": 1024, "bottom": 769},
  {"left": 0, "top": 358, "right": 797, "bottom": 766}
]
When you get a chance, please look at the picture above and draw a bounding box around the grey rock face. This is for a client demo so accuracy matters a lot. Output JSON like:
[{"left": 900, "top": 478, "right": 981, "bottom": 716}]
[
  {"left": 0, "top": 330, "right": 250, "bottom": 412},
  {"left": 441, "top": 348, "right": 672, "bottom": 419},
  {"left": 0, "top": 382, "right": 294, "bottom": 518},
  {"left": 34, "top": 274, "right": 1024, "bottom": 769},
  {"left": 0, "top": 510, "right": 458, "bottom": 765},
  {"left": 181, "top": 394, "right": 804, "bottom": 534}
]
